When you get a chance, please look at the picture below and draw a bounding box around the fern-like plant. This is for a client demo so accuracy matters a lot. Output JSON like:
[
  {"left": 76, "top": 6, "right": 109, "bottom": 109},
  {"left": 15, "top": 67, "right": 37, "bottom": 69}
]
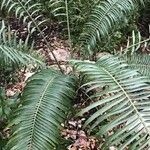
[
  {"left": 0, "top": 20, "right": 43, "bottom": 69},
  {"left": 80, "top": 0, "right": 147, "bottom": 54},
  {"left": 1, "top": 0, "right": 47, "bottom": 33},
  {"left": 72, "top": 55, "right": 150, "bottom": 149},
  {"left": 1, "top": 0, "right": 150, "bottom": 149},
  {"left": 6, "top": 69, "right": 77, "bottom": 149},
  {"left": 119, "top": 30, "right": 150, "bottom": 78}
]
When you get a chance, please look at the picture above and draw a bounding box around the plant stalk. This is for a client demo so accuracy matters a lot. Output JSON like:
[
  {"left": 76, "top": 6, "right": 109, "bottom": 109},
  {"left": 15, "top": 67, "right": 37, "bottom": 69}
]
[
  {"left": 17, "top": 0, "right": 63, "bottom": 73},
  {"left": 65, "top": 0, "right": 72, "bottom": 52}
]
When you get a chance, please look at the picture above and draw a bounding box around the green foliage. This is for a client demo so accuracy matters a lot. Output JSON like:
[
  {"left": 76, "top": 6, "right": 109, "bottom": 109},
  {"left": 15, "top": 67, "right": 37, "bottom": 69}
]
[
  {"left": 125, "top": 54, "right": 150, "bottom": 78},
  {"left": 34, "top": 0, "right": 65, "bottom": 18},
  {"left": 0, "top": 0, "right": 47, "bottom": 33},
  {"left": 0, "top": 20, "right": 43, "bottom": 69},
  {"left": 120, "top": 30, "right": 150, "bottom": 55},
  {"left": 0, "top": 87, "right": 19, "bottom": 150},
  {"left": 80, "top": 0, "right": 146, "bottom": 55},
  {"left": 6, "top": 69, "right": 77, "bottom": 149},
  {"left": 0, "top": 87, "right": 19, "bottom": 119},
  {"left": 34, "top": 0, "right": 101, "bottom": 44},
  {"left": 72, "top": 55, "right": 150, "bottom": 149},
  {"left": 0, "top": 0, "right": 150, "bottom": 149},
  {"left": 118, "top": 30, "right": 150, "bottom": 78}
]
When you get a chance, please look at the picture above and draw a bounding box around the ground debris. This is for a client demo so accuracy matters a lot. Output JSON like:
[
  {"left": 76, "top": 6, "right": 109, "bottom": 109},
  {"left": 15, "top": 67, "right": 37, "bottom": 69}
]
[{"left": 61, "top": 117, "right": 98, "bottom": 150}]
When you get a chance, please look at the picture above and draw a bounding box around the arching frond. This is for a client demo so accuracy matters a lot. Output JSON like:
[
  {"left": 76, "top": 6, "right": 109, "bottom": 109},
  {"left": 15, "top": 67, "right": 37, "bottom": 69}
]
[
  {"left": 71, "top": 55, "right": 150, "bottom": 149},
  {"left": 6, "top": 69, "right": 77, "bottom": 150},
  {"left": 81, "top": 0, "right": 147, "bottom": 55},
  {"left": 1, "top": 0, "right": 47, "bottom": 33},
  {"left": 1, "top": 0, "right": 63, "bottom": 72},
  {"left": 0, "top": 21, "right": 43, "bottom": 69}
]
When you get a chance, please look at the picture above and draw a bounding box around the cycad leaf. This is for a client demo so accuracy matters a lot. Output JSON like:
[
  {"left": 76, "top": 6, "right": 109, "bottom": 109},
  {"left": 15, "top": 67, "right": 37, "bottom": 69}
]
[
  {"left": 81, "top": 0, "right": 147, "bottom": 54},
  {"left": 71, "top": 55, "right": 150, "bottom": 149},
  {"left": 6, "top": 69, "right": 77, "bottom": 150},
  {"left": 0, "top": 20, "right": 43, "bottom": 68},
  {"left": 1, "top": 0, "right": 47, "bottom": 33}
]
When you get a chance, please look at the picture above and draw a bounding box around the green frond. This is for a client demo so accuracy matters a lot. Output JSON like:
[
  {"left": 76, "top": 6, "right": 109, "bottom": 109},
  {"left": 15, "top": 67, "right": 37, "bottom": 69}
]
[
  {"left": 48, "top": 0, "right": 66, "bottom": 17},
  {"left": 117, "top": 30, "right": 150, "bottom": 78},
  {"left": 71, "top": 55, "right": 150, "bottom": 149},
  {"left": 124, "top": 54, "right": 150, "bottom": 79},
  {"left": 1, "top": 0, "right": 47, "bottom": 33},
  {"left": 46, "top": 0, "right": 72, "bottom": 46},
  {"left": 118, "top": 30, "right": 150, "bottom": 55},
  {"left": 6, "top": 69, "right": 77, "bottom": 150},
  {"left": 0, "top": 20, "right": 43, "bottom": 69},
  {"left": 81, "top": 0, "right": 147, "bottom": 55}
]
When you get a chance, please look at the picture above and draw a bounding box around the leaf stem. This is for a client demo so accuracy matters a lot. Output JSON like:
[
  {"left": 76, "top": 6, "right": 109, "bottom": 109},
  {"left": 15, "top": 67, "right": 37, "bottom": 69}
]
[
  {"left": 65, "top": 0, "right": 72, "bottom": 52},
  {"left": 16, "top": 0, "right": 64, "bottom": 73}
]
